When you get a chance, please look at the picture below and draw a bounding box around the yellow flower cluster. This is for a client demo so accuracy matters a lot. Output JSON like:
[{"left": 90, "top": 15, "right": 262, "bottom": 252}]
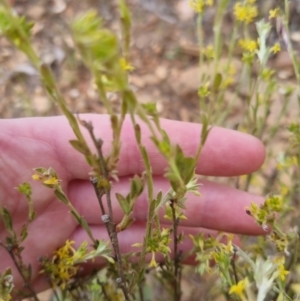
[
  {"left": 119, "top": 57, "right": 134, "bottom": 71},
  {"left": 229, "top": 278, "right": 249, "bottom": 300},
  {"left": 40, "top": 240, "right": 79, "bottom": 289},
  {"left": 221, "top": 64, "right": 236, "bottom": 89},
  {"left": 32, "top": 167, "right": 61, "bottom": 186},
  {"left": 270, "top": 42, "right": 281, "bottom": 54},
  {"left": 269, "top": 7, "right": 279, "bottom": 19},
  {"left": 239, "top": 38, "right": 258, "bottom": 53},
  {"left": 189, "top": 0, "right": 214, "bottom": 13},
  {"left": 273, "top": 256, "right": 289, "bottom": 281},
  {"left": 234, "top": 0, "right": 258, "bottom": 23},
  {"left": 203, "top": 44, "right": 214, "bottom": 59},
  {"left": 133, "top": 228, "right": 171, "bottom": 268}
]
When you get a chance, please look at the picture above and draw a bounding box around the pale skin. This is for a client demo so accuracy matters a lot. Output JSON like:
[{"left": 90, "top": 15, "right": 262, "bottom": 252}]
[{"left": 0, "top": 114, "right": 266, "bottom": 294}]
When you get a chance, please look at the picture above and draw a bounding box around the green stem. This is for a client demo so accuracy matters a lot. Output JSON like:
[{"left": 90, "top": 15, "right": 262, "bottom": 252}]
[{"left": 129, "top": 113, "right": 155, "bottom": 293}]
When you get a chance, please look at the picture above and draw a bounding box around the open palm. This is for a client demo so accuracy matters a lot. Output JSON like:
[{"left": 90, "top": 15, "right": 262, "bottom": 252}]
[{"left": 0, "top": 114, "right": 265, "bottom": 292}]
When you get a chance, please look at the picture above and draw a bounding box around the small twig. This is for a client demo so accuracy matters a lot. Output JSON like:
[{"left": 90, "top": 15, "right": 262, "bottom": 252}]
[
  {"left": 0, "top": 242, "right": 40, "bottom": 301},
  {"left": 138, "top": 282, "right": 145, "bottom": 301},
  {"left": 230, "top": 248, "right": 238, "bottom": 285},
  {"left": 81, "top": 120, "right": 130, "bottom": 300},
  {"left": 90, "top": 177, "right": 106, "bottom": 215},
  {"left": 170, "top": 200, "right": 181, "bottom": 301}
]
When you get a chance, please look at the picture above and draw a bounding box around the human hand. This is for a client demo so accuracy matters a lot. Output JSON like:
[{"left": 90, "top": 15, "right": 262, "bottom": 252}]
[{"left": 0, "top": 114, "right": 265, "bottom": 292}]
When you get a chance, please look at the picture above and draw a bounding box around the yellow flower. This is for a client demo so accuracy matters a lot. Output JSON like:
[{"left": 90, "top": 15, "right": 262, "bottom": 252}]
[
  {"left": 220, "top": 64, "right": 236, "bottom": 89},
  {"left": 269, "top": 7, "right": 279, "bottom": 19},
  {"left": 234, "top": 2, "right": 258, "bottom": 23},
  {"left": 239, "top": 38, "right": 258, "bottom": 53},
  {"left": 32, "top": 174, "right": 40, "bottom": 180},
  {"left": 278, "top": 264, "right": 289, "bottom": 281},
  {"left": 119, "top": 58, "right": 134, "bottom": 71},
  {"left": 229, "top": 278, "right": 248, "bottom": 299},
  {"left": 149, "top": 251, "right": 158, "bottom": 268},
  {"left": 223, "top": 234, "right": 234, "bottom": 253},
  {"left": 274, "top": 257, "right": 289, "bottom": 281},
  {"left": 198, "top": 83, "right": 210, "bottom": 97},
  {"left": 270, "top": 42, "right": 281, "bottom": 54},
  {"left": 43, "top": 177, "right": 60, "bottom": 185},
  {"left": 203, "top": 44, "right": 214, "bottom": 59},
  {"left": 40, "top": 240, "right": 80, "bottom": 289},
  {"left": 189, "top": 0, "right": 213, "bottom": 13}
]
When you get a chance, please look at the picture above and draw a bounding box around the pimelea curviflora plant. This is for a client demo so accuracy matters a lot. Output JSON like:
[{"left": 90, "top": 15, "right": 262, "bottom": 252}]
[{"left": 0, "top": 0, "right": 300, "bottom": 300}]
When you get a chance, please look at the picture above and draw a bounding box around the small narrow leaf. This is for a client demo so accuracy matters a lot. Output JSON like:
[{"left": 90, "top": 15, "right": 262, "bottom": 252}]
[
  {"left": 69, "top": 140, "right": 89, "bottom": 155},
  {"left": 20, "top": 226, "right": 28, "bottom": 242},
  {"left": 73, "top": 213, "right": 94, "bottom": 242},
  {"left": 212, "top": 73, "right": 222, "bottom": 92},
  {"left": 116, "top": 193, "right": 130, "bottom": 214},
  {"left": 116, "top": 214, "right": 135, "bottom": 232},
  {"left": 2, "top": 208, "right": 13, "bottom": 231},
  {"left": 54, "top": 188, "right": 70, "bottom": 204}
]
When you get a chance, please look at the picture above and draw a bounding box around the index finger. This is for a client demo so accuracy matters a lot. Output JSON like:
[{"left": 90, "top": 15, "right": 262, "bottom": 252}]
[{"left": 6, "top": 115, "right": 265, "bottom": 179}]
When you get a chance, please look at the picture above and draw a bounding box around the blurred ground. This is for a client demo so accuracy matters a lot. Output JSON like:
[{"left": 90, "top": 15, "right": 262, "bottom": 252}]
[
  {"left": 2, "top": 0, "right": 299, "bottom": 123},
  {"left": 1, "top": 0, "right": 300, "bottom": 300},
  {"left": 2, "top": 1, "right": 300, "bottom": 167}
]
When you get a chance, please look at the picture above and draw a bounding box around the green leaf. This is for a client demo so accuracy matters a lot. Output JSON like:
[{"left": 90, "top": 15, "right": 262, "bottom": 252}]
[
  {"left": 0, "top": 8, "right": 33, "bottom": 39},
  {"left": 118, "top": 0, "right": 131, "bottom": 57},
  {"left": 16, "top": 182, "right": 31, "bottom": 196},
  {"left": 155, "top": 191, "right": 162, "bottom": 208},
  {"left": 2, "top": 208, "right": 13, "bottom": 231},
  {"left": 34, "top": 167, "right": 48, "bottom": 174},
  {"left": 200, "top": 116, "right": 211, "bottom": 146},
  {"left": 116, "top": 193, "right": 130, "bottom": 214},
  {"left": 212, "top": 73, "right": 222, "bottom": 92},
  {"left": 175, "top": 146, "right": 195, "bottom": 184},
  {"left": 118, "top": 0, "right": 131, "bottom": 28},
  {"left": 110, "top": 114, "right": 119, "bottom": 134},
  {"left": 40, "top": 63, "right": 57, "bottom": 91},
  {"left": 16, "top": 182, "right": 35, "bottom": 222},
  {"left": 141, "top": 146, "right": 151, "bottom": 171},
  {"left": 141, "top": 102, "right": 158, "bottom": 116},
  {"left": 124, "top": 90, "right": 137, "bottom": 114},
  {"left": 54, "top": 187, "right": 70, "bottom": 204},
  {"left": 71, "top": 211, "right": 94, "bottom": 241},
  {"left": 72, "top": 11, "right": 119, "bottom": 64},
  {"left": 5, "top": 236, "right": 13, "bottom": 245},
  {"left": 121, "top": 96, "right": 128, "bottom": 116},
  {"left": 134, "top": 123, "right": 141, "bottom": 144},
  {"left": 177, "top": 198, "right": 187, "bottom": 209},
  {"left": 130, "top": 175, "right": 144, "bottom": 199},
  {"left": 69, "top": 139, "right": 89, "bottom": 155},
  {"left": 116, "top": 214, "right": 135, "bottom": 232},
  {"left": 20, "top": 225, "right": 28, "bottom": 242}
]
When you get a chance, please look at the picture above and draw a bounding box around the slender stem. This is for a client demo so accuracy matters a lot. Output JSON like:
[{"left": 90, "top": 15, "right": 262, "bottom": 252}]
[
  {"left": 84, "top": 124, "right": 130, "bottom": 300},
  {"left": 94, "top": 73, "right": 113, "bottom": 115},
  {"left": 170, "top": 200, "right": 181, "bottom": 301},
  {"left": 0, "top": 243, "right": 40, "bottom": 301},
  {"left": 90, "top": 177, "right": 106, "bottom": 215},
  {"left": 98, "top": 280, "right": 112, "bottom": 301},
  {"left": 230, "top": 250, "right": 238, "bottom": 285},
  {"left": 138, "top": 282, "right": 144, "bottom": 301},
  {"left": 196, "top": 14, "right": 207, "bottom": 116},
  {"left": 212, "top": 0, "right": 230, "bottom": 80},
  {"left": 128, "top": 113, "right": 156, "bottom": 293}
]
